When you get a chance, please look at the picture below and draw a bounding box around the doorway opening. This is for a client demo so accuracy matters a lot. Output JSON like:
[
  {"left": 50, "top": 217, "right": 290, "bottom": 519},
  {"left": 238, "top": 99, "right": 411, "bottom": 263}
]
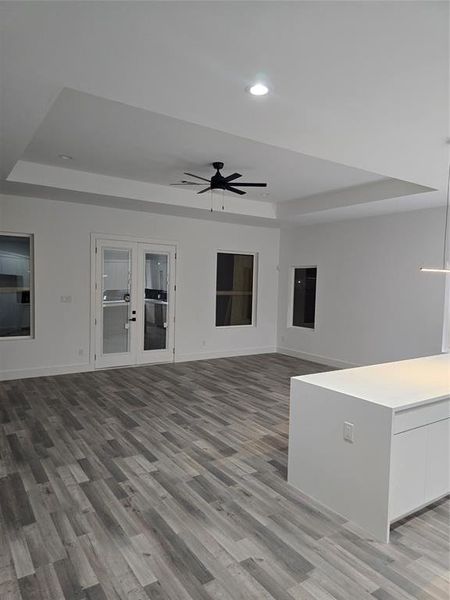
[{"left": 92, "top": 236, "right": 176, "bottom": 369}]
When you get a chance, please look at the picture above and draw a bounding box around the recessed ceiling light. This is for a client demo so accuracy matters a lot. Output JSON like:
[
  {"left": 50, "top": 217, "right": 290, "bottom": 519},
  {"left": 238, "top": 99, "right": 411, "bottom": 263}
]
[
  {"left": 58, "top": 154, "right": 73, "bottom": 160},
  {"left": 248, "top": 83, "right": 269, "bottom": 96}
]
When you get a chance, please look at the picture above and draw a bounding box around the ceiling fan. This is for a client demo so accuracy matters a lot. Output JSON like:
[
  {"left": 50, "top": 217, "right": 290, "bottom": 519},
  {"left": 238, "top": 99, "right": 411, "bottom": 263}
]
[{"left": 171, "top": 161, "right": 267, "bottom": 195}]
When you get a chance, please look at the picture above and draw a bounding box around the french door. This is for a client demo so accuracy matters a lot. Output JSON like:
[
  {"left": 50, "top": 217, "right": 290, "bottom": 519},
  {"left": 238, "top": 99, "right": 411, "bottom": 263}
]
[{"left": 94, "top": 238, "right": 176, "bottom": 369}]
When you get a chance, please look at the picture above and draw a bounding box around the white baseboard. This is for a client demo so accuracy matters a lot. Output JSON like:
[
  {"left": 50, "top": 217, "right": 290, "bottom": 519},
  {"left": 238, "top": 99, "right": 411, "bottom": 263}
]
[
  {"left": 0, "top": 347, "right": 352, "bottom": 381},
  {"left": 276, "top": 346, "right": 358, "bottom": 369},
  {"left": 175, "top": 346, "right": 277, "bottom": 363},
  {"left": 0, "top": 363, "right": 94, "bottom": 382},
  {"left": 0, "top": 348, "right": 278, "bottom": 381}
]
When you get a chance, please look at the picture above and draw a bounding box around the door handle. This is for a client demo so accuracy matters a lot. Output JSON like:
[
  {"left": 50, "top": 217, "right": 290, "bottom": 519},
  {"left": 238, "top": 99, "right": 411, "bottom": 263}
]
[{"left": 128, "top": 317, "right": 136, "bottom": 322}]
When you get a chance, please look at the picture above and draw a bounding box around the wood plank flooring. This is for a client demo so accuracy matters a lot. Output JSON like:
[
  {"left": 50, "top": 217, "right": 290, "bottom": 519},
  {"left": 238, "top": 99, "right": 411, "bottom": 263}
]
[{"left": 0, "top": 353, "right": 448, "bottom": 600}]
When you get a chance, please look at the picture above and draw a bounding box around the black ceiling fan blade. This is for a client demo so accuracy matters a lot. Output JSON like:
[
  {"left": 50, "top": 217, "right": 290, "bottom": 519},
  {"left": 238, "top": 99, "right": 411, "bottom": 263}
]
[
  {"left": 184, "top": 172, "right": 210, "bottom": 182},
  {"left": 225, "top": 185, "right": 246, "bottom": 195},
  {"left": 224, "top": 172, "right": 242, "bottom": 182},
  {"left": 231, "top": 182, "right": 267, "bottom": 187},
  {"left": 170, "top": 181, "right": 204, "bottom": 185},
  {"left": 197, "top": 186, "right": 212, "bottom": 194}
]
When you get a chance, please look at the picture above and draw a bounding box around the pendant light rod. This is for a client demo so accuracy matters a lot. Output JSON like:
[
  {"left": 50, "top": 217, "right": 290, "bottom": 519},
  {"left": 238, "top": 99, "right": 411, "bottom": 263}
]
[
  {"left": 420, "top": 268, "right": 450, "bottom": 273},
  {"left": 441, "top": 162, "right": 450, "bottom": 267},
  {"left": 421, "top": 155, "right": 450, "bottom": 273}
]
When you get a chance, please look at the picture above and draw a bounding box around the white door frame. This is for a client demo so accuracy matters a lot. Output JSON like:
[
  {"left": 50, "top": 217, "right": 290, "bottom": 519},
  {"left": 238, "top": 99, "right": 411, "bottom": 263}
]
[{"left": 90, "top": 233, "right": 177, "bottom": 369}]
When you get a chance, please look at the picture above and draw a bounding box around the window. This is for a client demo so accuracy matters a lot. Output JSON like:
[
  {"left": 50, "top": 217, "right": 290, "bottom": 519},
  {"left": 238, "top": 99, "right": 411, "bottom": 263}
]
[
  {"left": 0, "top": 234, "right": 33, "bottom": 338},
  {"left": 216, "top": 252, "right": 255, "bottom": 326},
  {"left": 292, "top": 266, "right": 317, "bottom": 329}
]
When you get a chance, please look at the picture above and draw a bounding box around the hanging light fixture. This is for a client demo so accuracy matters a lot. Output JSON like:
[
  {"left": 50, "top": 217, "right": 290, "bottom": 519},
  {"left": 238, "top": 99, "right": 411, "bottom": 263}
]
[{"left": 421, "top": 157, "right": 450, "bottom": 274}]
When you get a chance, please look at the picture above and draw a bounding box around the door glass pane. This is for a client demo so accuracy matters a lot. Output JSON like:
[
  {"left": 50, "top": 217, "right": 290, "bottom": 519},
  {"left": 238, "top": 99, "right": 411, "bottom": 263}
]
[
  {"left": 102, "top": 248, "right": 131, "bottom": 354},
  {"left": 144, "top": 253, "right": 168, "bottom": 351},
  {"left": 0, "top": 235, "right": 32, "bottom": 337}
]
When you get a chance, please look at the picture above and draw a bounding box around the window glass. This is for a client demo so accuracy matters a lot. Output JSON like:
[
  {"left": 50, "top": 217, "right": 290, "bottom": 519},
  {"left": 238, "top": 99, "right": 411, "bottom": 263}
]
[
  {"left": 144, "top": 252, "right": 168, "bottom": 351},
  {"left": 216, "top": 253, "right": 254, "bottom": 326},
  {"left": 0, "top": 234, "right": 33, "bottom": 338},
  {"left": 292, "top": 267, "right": 316, "bottom": 328}
]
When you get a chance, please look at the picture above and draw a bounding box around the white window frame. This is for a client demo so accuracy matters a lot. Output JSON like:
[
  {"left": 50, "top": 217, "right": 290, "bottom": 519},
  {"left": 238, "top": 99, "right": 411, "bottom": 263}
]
[
  {"left": 288, "top": 265, "right": 317, "bottom": 330},
  {"left": 215, "top": 250, "right": 258, "bottom": 328},
  {"left": 0, "top": 232, "right": 35, "bottom": 340}
]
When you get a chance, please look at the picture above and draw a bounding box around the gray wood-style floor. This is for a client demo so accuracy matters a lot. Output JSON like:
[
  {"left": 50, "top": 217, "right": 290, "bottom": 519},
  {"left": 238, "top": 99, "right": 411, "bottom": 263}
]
[{"left": 0, "top": 353, "right": 448, "bottom": 600}]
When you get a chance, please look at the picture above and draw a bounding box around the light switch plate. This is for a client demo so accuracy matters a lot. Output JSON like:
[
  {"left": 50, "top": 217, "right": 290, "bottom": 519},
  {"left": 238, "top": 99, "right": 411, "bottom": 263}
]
[{"left": 343, "top": 421, "right": 354, "bottom": 443}]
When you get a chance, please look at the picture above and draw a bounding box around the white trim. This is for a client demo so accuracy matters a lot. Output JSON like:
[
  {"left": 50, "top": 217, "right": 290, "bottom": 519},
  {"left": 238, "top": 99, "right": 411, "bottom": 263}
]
[
  {"left": 0, "top": 363, "right": 94, "bottom": 382},
  {"left": 214, "top": 324, "right": 255, "bottom": 330},
  {"left": 176, "top": 346, "right": 276, "bottom": 363},
  {"left": 0, "top": 231, "right": 33, "bottom": 238},
  {"left": 276, "top": 346, "right": 358, "bottom": 369},
  {"left": 0, "top": 347, "right": 278, "bottom": 380},
  {"left": 89, "top": 233, "right": 96, "bottom": 366},
  {"left": 90, "top": 231, "right": 179, "bottom": 247},
  {"left": 215, "top": 249, "right": 258, "bottom": 328}
]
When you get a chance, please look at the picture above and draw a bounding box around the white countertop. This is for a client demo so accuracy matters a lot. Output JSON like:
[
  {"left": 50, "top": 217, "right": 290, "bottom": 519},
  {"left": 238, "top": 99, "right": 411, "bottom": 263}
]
[{"left": 293, "top": 354, "right": 450, "bottom": 411}]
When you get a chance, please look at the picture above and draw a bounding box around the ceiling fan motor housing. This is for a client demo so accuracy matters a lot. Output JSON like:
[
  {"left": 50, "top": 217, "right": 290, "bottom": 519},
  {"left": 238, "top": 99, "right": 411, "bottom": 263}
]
[
  {"left": 175, "top": 161, "right": 266, "bottom": 194},
  {"left": 211, "top": 162, "right": 226, "bottom": 189}
]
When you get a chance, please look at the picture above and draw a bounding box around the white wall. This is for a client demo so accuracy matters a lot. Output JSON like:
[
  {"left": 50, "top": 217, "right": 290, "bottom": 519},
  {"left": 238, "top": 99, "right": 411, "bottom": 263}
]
[
  {"left": 277, "top": 208, "right": 447, "bottom": 367},
  {"left": 2, "top": 194, "right": 447, "bottom": 380},
  {"left": 0, "top": 194, "right": 279, "bottom": 379}
]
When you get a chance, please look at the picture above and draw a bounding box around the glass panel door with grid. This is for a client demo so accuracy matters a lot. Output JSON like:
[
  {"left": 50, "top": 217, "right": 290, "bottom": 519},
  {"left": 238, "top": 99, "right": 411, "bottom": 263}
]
[
  {"left": 137, "top": 244, "right": 175, "bottom": 364},
  {"left": 94, "top": 239, "right": 175, "bottom": 368},
  {"left": 95, "top": 240, "right": 138, "bottom": 368}
]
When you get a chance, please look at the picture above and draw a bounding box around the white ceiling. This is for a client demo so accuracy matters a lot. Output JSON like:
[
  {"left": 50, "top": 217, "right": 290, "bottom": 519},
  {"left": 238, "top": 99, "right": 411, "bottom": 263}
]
[
  {"left": 20, "top": 88, "right": 389, "bottom": 204},
  {"left": 0, "top": 1, "right": 448, "bottom": 225}
]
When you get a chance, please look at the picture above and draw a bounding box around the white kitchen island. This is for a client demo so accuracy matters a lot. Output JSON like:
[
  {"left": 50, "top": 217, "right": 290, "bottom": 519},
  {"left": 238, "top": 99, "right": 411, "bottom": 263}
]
[{"left": 288, "top": 354, "right": 450, "bottom": 542}]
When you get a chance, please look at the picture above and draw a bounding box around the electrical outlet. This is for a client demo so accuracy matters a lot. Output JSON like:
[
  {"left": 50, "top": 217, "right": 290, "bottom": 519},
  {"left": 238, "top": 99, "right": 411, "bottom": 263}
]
[{"left": 343, "top": 421, "right": 354, "bottom": 443}]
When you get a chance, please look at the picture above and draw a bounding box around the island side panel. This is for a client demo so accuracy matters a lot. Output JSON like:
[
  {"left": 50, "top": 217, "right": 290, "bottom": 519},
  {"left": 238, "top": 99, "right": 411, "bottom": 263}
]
[{"left": 288, "top": 378, "right": 393, "bottom": 542}]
